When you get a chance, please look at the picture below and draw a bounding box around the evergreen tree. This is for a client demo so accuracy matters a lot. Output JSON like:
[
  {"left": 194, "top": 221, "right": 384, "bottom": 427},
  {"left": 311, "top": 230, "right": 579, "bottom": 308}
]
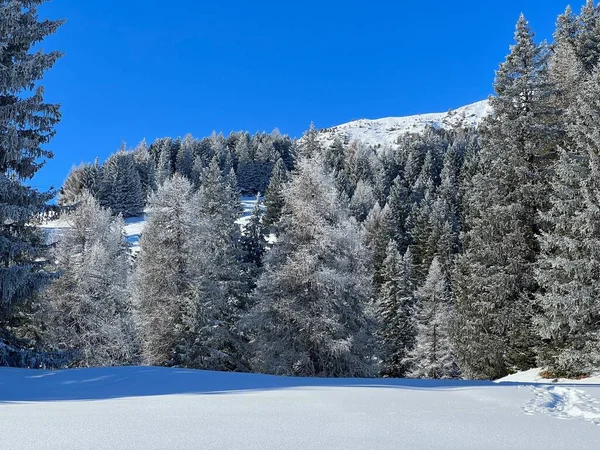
[
  {"left": 241, "top": 196, "right": 266, "bottom": 270},
  {"left": 535, "top": 66, "right": 600, "bottom": 377},
  {"left": 575, "top": 0, "right": 600, "bottom": 73},
  {"left": 263, "top": 158, "right": 288, "bottom": 229},
  {"left": 408, "top": 258, "right": 459, "bottom": 379},
  {"left": 248, "top": 156, "right": 375, "bottom": 377},
  {"left": 377, "top": 241, "right": 416, "bottom": 377},
  {"left": 44, "top": 194, "right": 137, "bottom": 367},
  {"left": 297, "top": 123, "right": 321, "bottom": 159},
  {"left": 0, "top": 0, "right": 63, "bottom": 365},
  {"left": 187, "top": 158, "right": 248, "bottom": 371},
  {"left": 98, "top": 150, "right": 144, "bottom": 217},
  {"left": 453, "top": 15, "right": 556, "bottom": 379},
  {"left": 133, "top": 140, "right": 156, "bottom": 201},
  {"left": 59, "top": 161, "right": 102, "bottom": 206},
  {"left": 134, "top": 175, "right": 197, "bottom": 366}
]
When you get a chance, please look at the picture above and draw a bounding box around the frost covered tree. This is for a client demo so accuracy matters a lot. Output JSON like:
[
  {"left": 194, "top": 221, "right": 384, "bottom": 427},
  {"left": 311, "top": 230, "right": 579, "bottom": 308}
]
[
  {"left": 453, "top": 15, "right": 556, "bottom": 379},
  {"left": 133, "top": 140, "right": 156, "bottom": 201},
  {"left": 349, "top": 179, "right": 376, "bottom": 222},
  {"left": 0, "top": 0, "right": 63, "bottom": 365},
  {"left": 59, "top": 160, "right": 102, "bottom": 206},
  {"left": 263, "top": 158, "right": 288, "bottom": 229},
  {"left": 186, "top": 158, "right": 249, "bottom": 371},
  {"left": 44, "top": 194, "right": 137, "bottom": 367},
  {"left": 535, "top": 66, "right": 600, "bottom": 377},
  {"left": 377, "top": 241, "right": 416, "bottom": 377},
  {"left": 98, "top": 150, "right": 144, "bottom": 217},
  {"left": 241, "top": 196, "right": 266, "bottom": 270},
  {"left": 134, "top": 175, "right": 197, "bottom": 366},
  {"left": 248, "top": 156, "right": 375, "bottom": 377},
  {"left": 408, "top": 258, "right": 459, "bottom": 379}
]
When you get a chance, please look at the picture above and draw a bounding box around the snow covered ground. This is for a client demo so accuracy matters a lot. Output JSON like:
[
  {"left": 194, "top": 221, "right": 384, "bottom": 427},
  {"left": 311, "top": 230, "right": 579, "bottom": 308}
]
[
  {"left": 1, "top": 366, "right": 599, "bottom": 449},
  {"left": 315, "top": 100, "right": 491, "bottom": 150}
]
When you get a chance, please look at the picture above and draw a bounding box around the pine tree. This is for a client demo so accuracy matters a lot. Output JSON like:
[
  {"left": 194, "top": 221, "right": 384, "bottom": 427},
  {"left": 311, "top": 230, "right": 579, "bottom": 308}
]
[
  {"left": 377, "top": 241, "right": 416, "bottom": 377},
  {"left": 44, "top": 193, "right": 137, "bottom": 367},
  {"left": 535, "top": 66, "right": 600, "bottom": 377},
  {"left": 453, "top": 15, "right": 556, "bottom": 379},
  {"left": 298, "top": 123, "right": 321, "bottom": 159},
  {"left": 408, "top": 258, "right": 459, "bottom": 379},
  {"left": 248, "top": 156, "right": 375, "bottom": 377},
  {"left": 349, "top": 179, "right": 376, "bottom": 222},
  {"left": 0, "top": 0, "right": 63, "bottom": 365}
]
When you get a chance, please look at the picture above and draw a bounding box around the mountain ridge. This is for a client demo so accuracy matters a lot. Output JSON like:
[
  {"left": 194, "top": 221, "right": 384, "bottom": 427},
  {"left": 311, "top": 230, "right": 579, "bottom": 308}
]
[{"left": 315, "top": 99, "right": 491, "bottom": 149}]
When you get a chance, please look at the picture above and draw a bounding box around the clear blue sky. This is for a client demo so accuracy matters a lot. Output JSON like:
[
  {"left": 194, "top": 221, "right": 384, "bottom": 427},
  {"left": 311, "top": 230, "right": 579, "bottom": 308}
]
[{"left": 35, "top": 0, "right": 573, "bottom": 191}]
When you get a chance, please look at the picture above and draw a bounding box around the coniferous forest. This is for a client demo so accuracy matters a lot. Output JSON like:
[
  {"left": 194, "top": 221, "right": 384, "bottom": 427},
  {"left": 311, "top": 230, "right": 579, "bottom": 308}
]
[{"left": 3, "top": 0, "right": 600, "bottom": 382}]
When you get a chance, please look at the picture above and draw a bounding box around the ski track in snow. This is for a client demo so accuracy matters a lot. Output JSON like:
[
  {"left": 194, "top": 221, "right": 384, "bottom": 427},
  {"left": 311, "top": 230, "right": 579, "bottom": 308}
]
[{"left": 524, "top": 385, "right": 600, "bottom": 426}]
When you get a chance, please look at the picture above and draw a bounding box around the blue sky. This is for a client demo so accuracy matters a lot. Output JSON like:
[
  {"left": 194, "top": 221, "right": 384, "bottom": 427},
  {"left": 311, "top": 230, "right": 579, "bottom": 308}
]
[{"left": 35, "top": 0, "right": 573, "bottom": 191}]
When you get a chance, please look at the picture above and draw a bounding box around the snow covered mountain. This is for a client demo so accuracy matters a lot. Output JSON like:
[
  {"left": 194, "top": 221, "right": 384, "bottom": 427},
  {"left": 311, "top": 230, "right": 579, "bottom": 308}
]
[{"left": 315, "top": 100, "right": 491, "bottom": 149}]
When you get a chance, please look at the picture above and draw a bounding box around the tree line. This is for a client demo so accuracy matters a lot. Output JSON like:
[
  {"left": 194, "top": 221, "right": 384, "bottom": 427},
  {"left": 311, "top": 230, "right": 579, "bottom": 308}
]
[{"left": 2, "top": 0, "right": 600, "bottom": 380}]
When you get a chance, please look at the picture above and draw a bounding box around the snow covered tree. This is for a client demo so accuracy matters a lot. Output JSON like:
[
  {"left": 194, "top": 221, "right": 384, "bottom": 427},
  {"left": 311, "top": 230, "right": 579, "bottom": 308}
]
[
  {"left": 133, "top": 140, "right": 156, "bottom": 200},
  {"left": 535, "top": 66, "right": 600, "bottom": 377},
  {"left": 44, "top": 193, "right": 137, "bottom": 367},
  {"left": 574, "top": 0, "right": 600, "bottom": 73},
  {"left": 241, "top": 196, "right": 266, "bottom": 270},
  {"left": 134, "top": 175, "right": 197, "bottom": 367},
  {"left": 263, "top": 158, "right": 288, "bottom": 229},
  {"left": 184, "top": 157, "right": 249, "bottom": 371},
  {"left": 408, "top": 258, "right": 459, "bottom": 379},
  {"left": 98, "top": 150, "right": 144, "bottom": 217},
  {"left": 248, "top": 156, "right": 375, "bottom": 377},
  {"left": 59, "top": 160, "right": 102, "bottom": 206},
  {"left": 453, "top": 15, "right": 556, "bottom": 379},
  {"left": 364, "top": 202, "right": 396, "bottom": 291},
  {"left": 0, "top": 0, "right": 63, "bottom": 365},
  {"left": 377, "top": 241, "right": 416, "bottom": 377},
  {"left": 349, "top": 179, "right": 376, "bottom": 222},
  {"left": 297, "top": 123, "right": 321, "bottom": 159}
]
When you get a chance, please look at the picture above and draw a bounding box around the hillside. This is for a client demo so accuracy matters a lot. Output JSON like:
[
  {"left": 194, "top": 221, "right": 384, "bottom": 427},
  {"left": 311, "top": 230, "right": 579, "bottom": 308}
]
[
  {"left": 1, "top": 366, "right": 599, "bottom": 450},
  {"left": 315, "top": 100, "right": 491, "bottom": 149}
]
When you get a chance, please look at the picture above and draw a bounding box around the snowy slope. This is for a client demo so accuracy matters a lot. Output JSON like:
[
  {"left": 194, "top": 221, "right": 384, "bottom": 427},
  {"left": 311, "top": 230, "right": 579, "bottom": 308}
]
[
  {"left": 316, "top": 100, "right": 491, "bottom": 149},
  {"left": 1, "top": 366, "right": 599, "bottom": 450}
]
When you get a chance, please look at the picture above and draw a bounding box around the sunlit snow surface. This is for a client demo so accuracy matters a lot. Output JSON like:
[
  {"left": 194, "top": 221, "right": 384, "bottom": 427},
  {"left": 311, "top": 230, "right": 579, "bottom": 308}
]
[
  {"left": 1, "top": 366, "right": 599, "bottom": 450},
  {"left": 315, "top": 100, "right": 491, "bottom": 150}
]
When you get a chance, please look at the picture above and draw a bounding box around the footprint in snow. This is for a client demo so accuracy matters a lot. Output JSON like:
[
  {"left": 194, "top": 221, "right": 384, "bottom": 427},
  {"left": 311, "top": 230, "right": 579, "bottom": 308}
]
[{"left": 524, "top": 385, "right": 600, "bottom": 426}]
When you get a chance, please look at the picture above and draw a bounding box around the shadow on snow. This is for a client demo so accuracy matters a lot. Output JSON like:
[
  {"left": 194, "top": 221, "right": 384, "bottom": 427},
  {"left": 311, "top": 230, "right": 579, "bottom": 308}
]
[{"left": 0, "top": 365, "right": 515, "bottom": 403}]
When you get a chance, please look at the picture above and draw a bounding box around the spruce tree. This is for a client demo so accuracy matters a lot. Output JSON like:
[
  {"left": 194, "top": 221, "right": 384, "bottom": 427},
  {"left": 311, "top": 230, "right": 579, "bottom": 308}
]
[
  {"left": 263, "top": 158, "right": 288, "bottom": 229},
  {"left": 0, "top": 0, "right": 63, "bottom": 365},
  {"left": 453, "top": 15, "right": 556, "bottom": 379},
  {"left": 408, "top": 258, "right": 459, "bottom": 379},
  {"left": 535, "top": 66, "right": 600, "bottom": 377},
  {"left": 377, "top": 241, "right": 416, "bottom": 377},
  {"left": 98, "top": 150, "right": 144, "bottom": 217}
]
